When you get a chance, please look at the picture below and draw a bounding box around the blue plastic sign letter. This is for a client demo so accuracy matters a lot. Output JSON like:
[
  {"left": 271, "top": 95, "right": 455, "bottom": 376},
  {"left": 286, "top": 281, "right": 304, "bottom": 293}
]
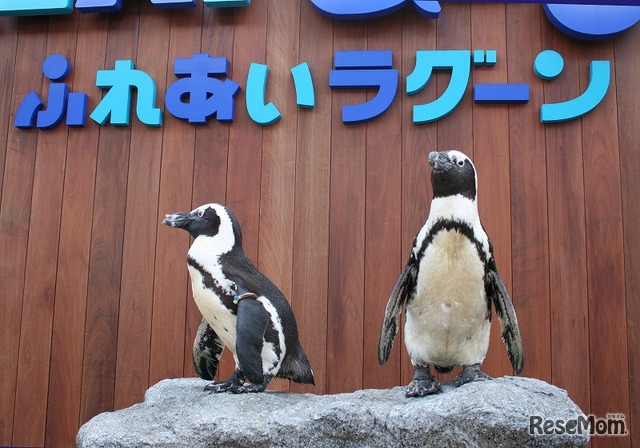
[
  {"left": 329, "top": 50, "right": 399, "bottom": 123},
  {"left": 66, "top": 93, "right": 89, "bottom": 127},
  {"left": 533, "top": 49, "right": 564, "bottom": 80},
  {"left": 36, "top": 84, "right": 69, "bottom": 129},
  {"left": 309, "top": 0, "right": 440, "bottom": 20},
  {"left": 203, "top": 0, "right": 250, "bottom": 7},
  {"left": 151, "top": 0, "right": 196, "bottom": 9},
  {"left": 246, "top": 63, "right": 281, "bottom": 126},
  {"left": 38, "top": 55, "right": 71, "bottom": 128},
  {"left": 291, "top": 62, "right": 316, "bottom": 109},
  {"left": 543, "top": 4, "right": 640, "bottom": 41},
  {"left": 0, "top": 0, "right": 72, "bottom": 16},
  {"left": 539, "top": 60, "right": 610, "bottom": 123},
  {"left": 472, "top": 49, "right": 496, "bottom": 66},
  {"left": 90, "top": 60, "right": 162, "bottom": 126},
  {"left": 14, "top": 54, "right": 84, "bottom": 129},
  {"left": 165, "top": 53, "right": 240, "bottom": 124},
  {"left": 407, "top": 50, "right": 471, "bottom": 123},
  {"left": 15, "top": 93, "right": 44, "bottom": 129},
  {"left": 474, "top": 84, "right": 529, "bottom": 103},
  {"left": 75, "top": 0, "right": 123, "bottom": 13}
]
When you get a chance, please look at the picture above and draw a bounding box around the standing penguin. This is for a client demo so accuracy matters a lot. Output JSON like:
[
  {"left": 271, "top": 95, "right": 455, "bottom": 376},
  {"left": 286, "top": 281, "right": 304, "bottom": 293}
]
[
  {"left": 378, "top": 150, "right": 524, "bottom": 397},
  {"left": 163, "top": 203, "right": 314, "bottom": 393}
]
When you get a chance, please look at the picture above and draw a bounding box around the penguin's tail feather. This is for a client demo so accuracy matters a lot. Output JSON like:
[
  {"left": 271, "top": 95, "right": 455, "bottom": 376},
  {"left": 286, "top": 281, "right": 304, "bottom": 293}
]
[{"left": 279, "top": 345, "right": 315, "bottom": 385}]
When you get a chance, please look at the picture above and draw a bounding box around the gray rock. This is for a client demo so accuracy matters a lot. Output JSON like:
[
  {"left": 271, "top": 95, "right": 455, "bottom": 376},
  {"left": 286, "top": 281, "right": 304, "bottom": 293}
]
[{"left": 77, "top": 376, "right": 588, "bottom": 447}]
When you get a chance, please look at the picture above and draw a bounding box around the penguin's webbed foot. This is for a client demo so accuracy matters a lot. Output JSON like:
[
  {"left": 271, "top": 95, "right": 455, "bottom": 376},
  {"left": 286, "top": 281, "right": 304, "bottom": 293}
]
[
  {"left": 227, "top": 375, "right": 271, "bottom": 394},
  {"left": 406, "top": 379, "right": 442, "bottom": 397},
  {"left": 405, "top": 365, "right": 442, "bottom": 397},
  {"left": 227, "top": 382, "right": 266, "bottom": 393},
  {"left": 204, "top": 370, "right": 244, "bottom": 393},
  {"left": 454, "top": 363, "right": 492, "bottom": 387}
]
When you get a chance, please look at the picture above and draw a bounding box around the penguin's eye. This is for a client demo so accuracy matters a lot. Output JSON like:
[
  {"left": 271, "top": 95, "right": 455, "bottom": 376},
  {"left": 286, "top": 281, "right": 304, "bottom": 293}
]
[
  {"left": 457, "top": 159, "right": 464, "bottom": 167},
  {"left": 197, "top": 209, "right": 205, "bottom": 218}
]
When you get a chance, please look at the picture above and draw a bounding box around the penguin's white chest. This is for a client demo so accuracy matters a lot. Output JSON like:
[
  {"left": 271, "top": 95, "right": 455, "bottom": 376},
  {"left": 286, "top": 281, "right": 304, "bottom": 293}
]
[
  {"left": 405, "top": 228, "right": 490, "bottom": 367},
  {"left": 187, "top": 265, "right": 238, "bottom": 354}
]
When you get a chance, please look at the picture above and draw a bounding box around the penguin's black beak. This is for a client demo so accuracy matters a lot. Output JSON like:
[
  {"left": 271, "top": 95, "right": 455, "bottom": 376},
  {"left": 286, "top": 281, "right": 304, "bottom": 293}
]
[
  {"left": 429, "top": 151, "right": 452, "bottom": 172},
  {"left": 162, "top": 212, "right": 193, "bottom": 229}
]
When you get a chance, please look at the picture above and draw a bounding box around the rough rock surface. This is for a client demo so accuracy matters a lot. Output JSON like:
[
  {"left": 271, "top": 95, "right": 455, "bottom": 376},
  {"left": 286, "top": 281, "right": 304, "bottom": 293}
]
[{"left": 77, "top": 376, "right": 588, "bottom": 447}]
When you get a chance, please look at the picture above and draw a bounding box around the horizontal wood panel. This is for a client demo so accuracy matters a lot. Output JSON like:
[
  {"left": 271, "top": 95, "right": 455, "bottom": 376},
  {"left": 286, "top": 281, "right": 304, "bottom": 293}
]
[{"left": 0, "top": 3, "right": 636, "bottom": 445}]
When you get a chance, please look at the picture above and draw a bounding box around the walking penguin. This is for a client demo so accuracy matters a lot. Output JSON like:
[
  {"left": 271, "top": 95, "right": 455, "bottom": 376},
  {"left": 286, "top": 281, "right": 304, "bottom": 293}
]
[
  {"left": 163, "top": 203, "right": 314, "bottom": 393},
  {"left": 378, "top": 150, "right": 524, "bottom": 397}
]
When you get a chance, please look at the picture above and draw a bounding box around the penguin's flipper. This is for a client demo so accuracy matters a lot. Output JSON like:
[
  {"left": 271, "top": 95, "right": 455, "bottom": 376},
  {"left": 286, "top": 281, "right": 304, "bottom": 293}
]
[
  {"left": 487, "top": 269, "right": 525, "bottom": 375},
  {"left": 235, "top": 296, "right": 269, "bottom": 385},
  {"left": 193, "top": 318, "right": 225, "bottom": 380},
  {"left": 378, "top": 256, "right": 417, "bottom": 365}
]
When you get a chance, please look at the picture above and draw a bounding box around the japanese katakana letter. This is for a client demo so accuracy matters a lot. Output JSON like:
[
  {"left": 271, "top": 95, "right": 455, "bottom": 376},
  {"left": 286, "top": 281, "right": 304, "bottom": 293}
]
[
  {"left": 165, "top": 53, "right": 240, "bottom": 124},
  {"left": 246, "top": 63, "right": 281, "bottom": 126},
  {"left": 291, "top": 62, "right": 315, "bottom": 109},
  {"left": 472, "top": 49, "right": 529, "bottom": 104},
  {"left": 534, "top": 50, "right": 610, "bottom": 123},
  {"left": 329, "top": 50, "right": 398, "bottom": 124},
  {"left": 15, "top": 54, "right": 88, "bottom": 129},
  {"left": 407, "top": 50, "right": 470, "bottom": 124},
  {"left": 90, "top": 59, "right": 162, "bottom": 126}
]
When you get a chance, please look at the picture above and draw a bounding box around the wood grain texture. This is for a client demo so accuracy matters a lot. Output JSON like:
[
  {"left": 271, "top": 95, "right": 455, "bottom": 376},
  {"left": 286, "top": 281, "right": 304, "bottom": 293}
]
[
  {"left": 0, "top": 16, "right": 48, "bottom": 444},
  {"left": 326, "top": 21, "right": 367, "bottom": 394},
  {"left": 80, "top": 3, "right": 140, "bottom": 424},
  {"left": 149, "top": 4, "right": 204, "bottom": 386},
  {"left": 362, "top": 13, "right": 403, "bottom": 390},
  {"left": 0, "top": 5, "right": 636, "bottom": 444},
  {"left": 114, "top": 1, "right": 169, "bottom": 410},
  {"left": 45, "top": 12, "right": 108, "bottom": 447},
  {"left": 436, "top": 3, "right": 472, "bottom": 153},
  {"left": 580, "top": 39, "right": 629, "bottom": 448},
  {"left": 289, "top": 0, "right": 332, "bottom": 394},
  {"left": 0, "top": 18, "right": 19, "bottom": 208},
  {"left": 12, "top": 14, "right": 78, "bottom": 447},
  {"left": 258, "top": 0, "right": 302, "bottom": 392},
  {"left": 505, "top": 3, "right": 551, "bottom": 383},
  {"left": 471, "top": 2, "right": 513, "bottom": 379},
  {"left": 615, "top": 25, "right": 640, "bottom": 448},
  {"left": 542, "top": 21, "right": 591, "bottom": 413}
]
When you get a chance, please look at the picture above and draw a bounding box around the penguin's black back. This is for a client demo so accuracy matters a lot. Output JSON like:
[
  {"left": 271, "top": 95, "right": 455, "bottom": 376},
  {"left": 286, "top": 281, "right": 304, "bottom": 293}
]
[{"left": 220, "top": 247, "right": 314, "bottom": 385}]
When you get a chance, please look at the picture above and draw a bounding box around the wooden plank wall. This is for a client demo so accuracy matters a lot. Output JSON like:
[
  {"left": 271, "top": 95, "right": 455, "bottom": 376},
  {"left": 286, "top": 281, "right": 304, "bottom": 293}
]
[{"left": 0, "top": 1, "right": 637, "bottom": 446}]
